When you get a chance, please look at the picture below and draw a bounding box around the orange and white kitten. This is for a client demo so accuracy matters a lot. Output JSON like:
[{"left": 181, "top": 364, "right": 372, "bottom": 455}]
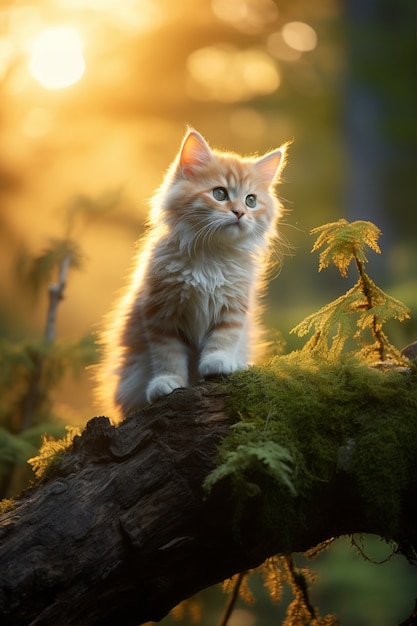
[{"left": 97, "top": 129, "right": 287, "bottom": 420}]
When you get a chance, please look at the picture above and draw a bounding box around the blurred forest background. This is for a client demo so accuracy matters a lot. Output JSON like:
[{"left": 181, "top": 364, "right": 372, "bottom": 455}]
[{"left": 0, "top": 0, "right": 415, "bottom": 623}]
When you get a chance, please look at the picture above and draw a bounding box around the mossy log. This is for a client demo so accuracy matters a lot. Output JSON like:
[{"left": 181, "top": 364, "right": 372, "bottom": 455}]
[{"left": 0, "top": 359, "right": 416, "bottom": 626}]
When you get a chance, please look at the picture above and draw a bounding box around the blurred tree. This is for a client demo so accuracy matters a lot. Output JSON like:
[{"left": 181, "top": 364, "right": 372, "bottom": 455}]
[
  {"left": 0, "top": 239, "right": 95, "bottom": 498},
  {"left": 0, "top": 191, "right": 123, "bottom": 498},
  {"left": 344, "top": 0, "right": 415, "bottom": 251}
]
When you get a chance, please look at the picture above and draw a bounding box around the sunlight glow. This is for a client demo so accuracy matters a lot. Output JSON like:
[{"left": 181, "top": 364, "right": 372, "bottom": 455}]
[
  {"left": 29, "top": 27, "right": 85, "bottom": 90},
  {"left": 56, "top": 0, "right": 162, "bottom": 33},
  {"left": 0, "top": 37, "right": 13, "bottom": 81},
  {"left": 21, "top": 107, "right": 54, "bottom": 138},
  {"left": 229, "top": 107, "right": 267, "bottom": 139}
]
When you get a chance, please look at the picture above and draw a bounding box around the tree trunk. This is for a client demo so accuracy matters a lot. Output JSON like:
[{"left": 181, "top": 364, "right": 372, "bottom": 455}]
[{"left": 0, "top": 377, "right": 416, "bottom": 626}]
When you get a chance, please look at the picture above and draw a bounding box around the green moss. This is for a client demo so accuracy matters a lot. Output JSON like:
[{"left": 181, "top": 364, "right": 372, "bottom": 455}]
[
  {"left": 0, "top": 498, "right": 15, "bottom": 514},
  {"left": 205, "top": 353, "right": 417, "bottom": 544},
  {"left": 28, "top": 425, "right": 81, "bottom": 480}
]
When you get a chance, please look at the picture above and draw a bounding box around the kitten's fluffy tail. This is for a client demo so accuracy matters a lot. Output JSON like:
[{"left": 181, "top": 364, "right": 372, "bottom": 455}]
[{"left": 91, "top": 338, "right": 122, "bottom": 424}]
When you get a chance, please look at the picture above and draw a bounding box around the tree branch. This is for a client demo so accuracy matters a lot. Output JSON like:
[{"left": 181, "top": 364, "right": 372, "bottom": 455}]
[
  {"left": 0, "top": 374, "right": 415, "bottom": 625},
  {"left": 45, "top": 252, "right": 71, "bottom": 343}
]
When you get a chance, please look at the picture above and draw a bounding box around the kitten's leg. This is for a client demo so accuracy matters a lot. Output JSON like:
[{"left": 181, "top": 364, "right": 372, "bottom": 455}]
[
  {"left": 146, "top": 335, "right": 189, "bottom": 403},
  {"left": 199, "top": 312, "right": 248, "bottom": 378},
  {"left": 115, "top": 357, "right": 149, "bottom": 417},
  {"left": 113, "top": 336, "right": 187, "bottom": 414}
]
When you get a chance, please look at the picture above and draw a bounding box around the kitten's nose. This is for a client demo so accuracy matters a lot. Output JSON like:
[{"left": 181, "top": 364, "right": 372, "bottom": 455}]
[{"left": 232, "top": 208, "right": 244, "bottom": 220}]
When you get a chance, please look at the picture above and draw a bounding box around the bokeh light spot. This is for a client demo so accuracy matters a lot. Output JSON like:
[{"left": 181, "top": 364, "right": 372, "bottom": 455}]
[
  {"left": 29, "top": 27, "right": 85, "bottom": 90},
  {"left": 281, "top": 21, "right": 318, "bottom": 52},
  {"left": 237, "top": 49, "right": 280, "bottom": 95}
]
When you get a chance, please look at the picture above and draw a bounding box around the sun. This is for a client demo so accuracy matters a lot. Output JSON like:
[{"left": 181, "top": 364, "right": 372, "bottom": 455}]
[{"left": 29, "top": 27, "right": 85, "bottom": 90}]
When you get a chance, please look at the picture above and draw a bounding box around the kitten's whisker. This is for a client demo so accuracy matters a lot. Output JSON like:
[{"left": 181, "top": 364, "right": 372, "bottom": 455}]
[{"left": 190, "top": 216, "right": 224, "bottom": 255}]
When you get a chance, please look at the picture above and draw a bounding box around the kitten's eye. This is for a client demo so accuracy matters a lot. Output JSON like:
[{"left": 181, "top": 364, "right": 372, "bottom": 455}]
[
  {"left": 245, "top": 194, "right": 257, "bottom": 208},
  {"left": 213, "top": 187, "right": 228, "bottom": 201}
]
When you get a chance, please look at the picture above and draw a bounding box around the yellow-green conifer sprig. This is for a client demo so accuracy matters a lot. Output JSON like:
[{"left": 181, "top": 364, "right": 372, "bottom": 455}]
[
  {"left": 292, "top": 219, "right": 410, "bottom": 362},
  {"left": 311, "top": 219, "right": 381, "bottom": 277}
]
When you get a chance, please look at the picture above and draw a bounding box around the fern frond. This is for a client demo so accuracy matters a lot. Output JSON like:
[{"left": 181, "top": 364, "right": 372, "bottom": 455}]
[
  {"left": 0, "top": 428, "right": 37, "bottom": 464},
  {"left": 204, "top": 440, "right": 296, "bottom": 497}
]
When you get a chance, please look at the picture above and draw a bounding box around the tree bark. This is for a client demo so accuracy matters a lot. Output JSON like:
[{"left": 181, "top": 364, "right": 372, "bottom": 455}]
[{"left": 0, "top": 379, "right": 415, "bottom": 626}]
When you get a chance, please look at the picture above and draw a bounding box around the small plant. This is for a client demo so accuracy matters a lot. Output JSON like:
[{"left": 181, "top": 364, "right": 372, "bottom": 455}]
[
  {"left": 28, "top": 425, "right": 81, "bottom": 480},
  {"left": 220, "top": 555, "right": 337, "bottom": 626},
  {"left": 291, "top": 219, "right": 410, "bottom": 362}
]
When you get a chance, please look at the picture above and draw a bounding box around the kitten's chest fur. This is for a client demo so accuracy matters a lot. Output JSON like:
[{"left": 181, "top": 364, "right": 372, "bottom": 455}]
[{"left": 154, "top": 250, "right": 251, "bottom": 343}]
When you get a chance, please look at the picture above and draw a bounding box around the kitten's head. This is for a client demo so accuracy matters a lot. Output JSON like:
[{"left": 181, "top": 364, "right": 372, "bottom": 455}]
[{"left": 153, "top": 129, "right": 287, "bottom": 256}]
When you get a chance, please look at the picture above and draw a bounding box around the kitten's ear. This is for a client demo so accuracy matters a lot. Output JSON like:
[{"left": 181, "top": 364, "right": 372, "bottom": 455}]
[
  {"left": 254, "top": 148, "right": 286, "bottom": 186},
  {"left": 179, "top": 130, "right": 212, "bottom": 175}
]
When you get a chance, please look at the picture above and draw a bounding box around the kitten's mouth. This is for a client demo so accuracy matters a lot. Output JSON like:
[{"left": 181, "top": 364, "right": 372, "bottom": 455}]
[
  {"left": 228, "top": 215, "right": 244, "bottom": 227},
  {"left": 225, "top": 221, "right": 242, "bottom": 231},
  {"left": 235, "top": 217, "right": 247, "bottom": 229},
  {"left": 226, "top": 219, "right": 247, "bottom": 236}
]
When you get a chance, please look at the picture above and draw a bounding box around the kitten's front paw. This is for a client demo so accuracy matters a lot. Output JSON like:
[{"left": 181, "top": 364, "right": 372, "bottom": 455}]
[
  {"left": 199, "top": 352, "right": 243, "bottom": 378},
  {"left": 146, "top": 375, "right": 185, "bottom": 403}
]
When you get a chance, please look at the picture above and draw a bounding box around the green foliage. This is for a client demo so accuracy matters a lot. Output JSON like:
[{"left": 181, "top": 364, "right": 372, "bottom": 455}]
[
  {"left": 206, "top": 353, "right": 416, "bottom": 625},
  {"left": 291, "top": 220, "right": 410, "bottom": 361},
  {"left": 180, "top": 220, "right": 414, "bottom": 626},
  {"left": 0, "top": 423, "right": 67, "bottom": 465},
  {"left": 0, "top": 336, "right": 96, "bottom": 430},
  {"left": 206, "top": 352, "right": 417, "bottom": 544},
  {"left": 0, "top": 498, "right": 15, "bottom": 514},
  {"left": 0, "top": 427, "right": 35, "bottom": 465},
  {"left": 0, "top": 333, "right": 93, "bottom": 497},
  {"left": 28, "top": 425, "right": 81, "bottom": 479},
  {"left": 17, "top": 239, "right": 84, "bottom": 299},
  {"left": 223, "top": 555, "right": 338, "bottom": 626},
  {"left": 311, "top": 219, "right": 381, "bottom": 277},
  {"left": 0, "top": 196, "right": 107, "bottom": 497},
  {"left": 204, "top": 433, "right": 296, "bottom": 499}
]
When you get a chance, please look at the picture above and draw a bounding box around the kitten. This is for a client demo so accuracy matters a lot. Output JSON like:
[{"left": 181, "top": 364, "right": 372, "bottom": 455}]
[{"left": 96, "top": 129, "right": 287, "bottom": 420}]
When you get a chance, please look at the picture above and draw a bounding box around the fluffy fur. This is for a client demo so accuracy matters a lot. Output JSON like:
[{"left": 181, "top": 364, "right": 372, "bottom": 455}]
[{"left": 96, "top": 129, "right": 287, "bottom": 421}]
